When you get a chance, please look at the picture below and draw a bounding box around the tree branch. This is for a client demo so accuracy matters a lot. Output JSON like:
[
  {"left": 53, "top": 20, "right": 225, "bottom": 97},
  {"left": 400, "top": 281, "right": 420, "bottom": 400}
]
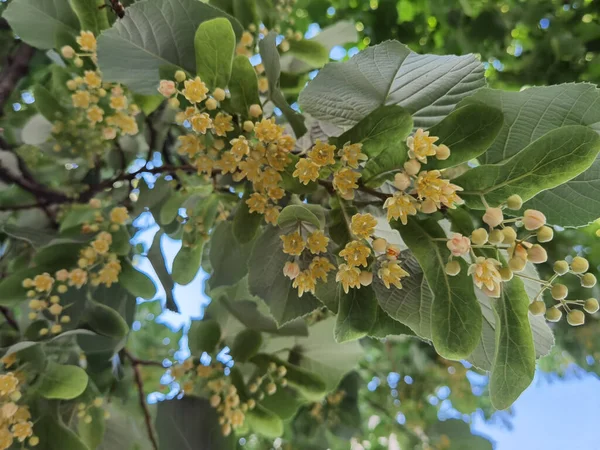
[
  {"left": 0, "top": 43, "right": 35, "bottom": 117},
  {"left": 0, "top": 306, "right": 19, "bottom": 331}
]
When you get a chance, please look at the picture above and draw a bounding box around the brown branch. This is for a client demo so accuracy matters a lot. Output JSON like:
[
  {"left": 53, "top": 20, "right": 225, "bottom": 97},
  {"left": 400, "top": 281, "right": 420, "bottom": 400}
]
[
  {"left": 0, "top": 306, "right": 19, "bottom": 331},
  {"left": 0, "top": 163, "right": 70, "bottom": 203},
  {"left": 124, "top": 349, "right": 160, "bottom": 450},
  {"left": 0, "top": 43, "right": 35, "bottom": 117}
]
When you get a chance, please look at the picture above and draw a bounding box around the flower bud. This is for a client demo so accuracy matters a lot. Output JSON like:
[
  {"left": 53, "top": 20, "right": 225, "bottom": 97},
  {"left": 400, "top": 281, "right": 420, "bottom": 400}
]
[
  {"left": 581, "top": 273, "right": 597, "bottom": 288},
  {"left": 553, "top": 260, "right": 569, "bottom": 275},
  {"left": 283, "top": 261, "right": 300, "bottom": 280},
  {"left": 545, "top": 307, "right": 562, "bottom": 322},
  {"left": 403, "top": 159, "right": 421, "bottom": 176},
  {"left": 523, "top": 209, "right": 546, "bottom": 230},
  {"left": 499, "top": 267, "right": 513, "bottom": 281},
  {"left": 506, "top": 194, "right": 523, "bottom": 210},
  {"left": 470, "top": 228, "right": 488, "bottom": 246},
  {"left": 61, "top": 45, "right": 75, "bottom": 59},
  {"left": 528, "top": 301, "right": 546, "bottom": 316},
  {"left": 175, "top": 70, "right": 187, "bottom": 82},
  {"left": 243, "top": 120, "right": 254, "bottom": 132},
  {"left": 205, "top": 98, "right": 218, "bottom": 110},
  {"left": 483, "top": 207, "right": 504, "bottom": 228},
  {"left": 508, "top": 257, "right": 527, "bottom": 272},
  {"left": 158, "top": 80, "right": 177, "bottom": 97},
  {"left": 551, "top": 284, "right": 568, "bottom": 300},
  {"left": 527, "top": 244, "right": 547, "bottom": 264},
  {"left": 502, "top": 227, "right": 517, "bottom": 244},
  {"left": 435, "top": 144, "right": 450, "bottom": 160},
  {"left": 359, "top": 271, "right": 373, "bottom": 286},
  {"left": 210, "top": 395, "right": 221, "bottom": 407},
  {"left": 168, "top": 97, "right": 180, "bottom": 109},
  {"left": 372, "top": 238, "right": 387, "bottom": 254},
  {"left": 536, "top": 226, "right": 553, "bottom": 243},
  {"left": 420, "top": 198, "right": 437, "bottom": 214},
  {"left": 567, "top": 309, "right": 585, "bottom": 326},
  {"left": 74, "top": 57, "right": 84, "bottom": 68},
  {"left": 249, "top": 104, "right": 262, "bottom": 118},
  {"left": 488, "top": 229, "right": 505, "bottom": 245},
  {"left": 445, "top": 260, "right": 461, "bottom": 276},
  {"left": 213, "top": 88, "right": 226, "bottom": 101},
  {"left": 393, "top": 172, "right": 411, "bottom": 191},
  {"left": 221, "top": 423, "right": 232, "bottom": 437},
  {"left": 584, "top": 298, "right": 599, "bottom": 314},
  {"left": 386, "top": 244, "right": 401, "bottom": 260},
  {"left": 447, "top": 233, "right": 470, "bottom": 256},
  {"left": 571, "top": 256, "right": 589, "bottom": 274},
  {"left": 266, "top": 382, "right": 277, "bottom": 395}
]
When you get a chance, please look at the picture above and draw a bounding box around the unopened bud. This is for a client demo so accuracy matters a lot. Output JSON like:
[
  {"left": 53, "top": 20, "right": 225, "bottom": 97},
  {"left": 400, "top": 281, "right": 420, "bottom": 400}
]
[
  {"left": 581, "top": 273, "right": 597, "bottom": 288},
  {"left": 551, "top": 284, "right": 568, "bottom": 300},
  {"left": 61, "top": 45, "right": 75, "bottom": 59},
  {"left": 537, "top": 226, "right": 554, "bottom": 243},
  {"left": 499, "top": 267, "right": 513, "bottom": 281},
  {"left": 445, "top": 260, "right": 461, "bottom": 276},
  {"left": 527, "top": 244, "right": 548, "bottom": 264},
  {"left": 243, "top": 120, "right": 254, "bottom": 132},
  {"left": 508, "top": 257, "right": 527, "bottom": 272},
  {"left": 567, "top": 309, "right": 585, "bottom": 326},
  {"left": 359, "top": 271, "right": 373, "bottom": 286},
  {"left": 420, "top": 198, "right": 437, "bottom": 214},
  {"left": 372, "top": 238, "right": 387, "bottom": 254},
  {"left": 470, "top": 228, "right": 488, "bottom": 246},
  {"left": 584, "top": 298, "right": 599, "bottom": 314},
  {"left": 249, "top": 104, "right": 262, "bottom": 118},
  {"left": 545, "top": 307, "right": 562, "bottom": 322},
  {"left": 394, "top": 172, "right": 411, "bottom": 191},
  {"left": 403, "top": 159, "right": 421, "bottom": 176},
  {"left": 435, "top": 144, "right": 450, "bottom": 160},
  {"left": 483, "top": 207, "right": 504, "bottom": 228},
  {"left": 528, "top": 301, "right": 546, "bottom": 316},
  {"left": 488, "top": 229, "right": 505, "bottom": 245},
  {"left": 502, "top": 227, "right": 517, "bottom": 244},
  {"left": 175, "top": 70, "right": 187, "bottom": 82},
  {"left": 571, "top": 256, "right": 589, "bottom": 274},
  {"left": 506, "top": 194, "right": 523, "bottom": 210},
  {"left": 168, "top": 97, "right": 180, "bottom": 109},
  {"left": 523, "top": 209, "right": 546, "bottom": 230},
  {"left": 205, "top": 98, "right": 218, "bottom": 110},
  {"left": 213, "top": 88, "right": 226, "bottom": 101},
  {"left": 553, "top": 260, "right": 569, "bottom": 275}
]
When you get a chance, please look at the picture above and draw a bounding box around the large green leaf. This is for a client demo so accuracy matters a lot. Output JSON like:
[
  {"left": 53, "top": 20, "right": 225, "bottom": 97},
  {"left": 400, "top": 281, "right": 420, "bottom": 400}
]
[
  {"left": 286, "top": 39, "right": 329, "bottom": 68},
  {"left": 233, "top": 191, "right": 262, "bottom": 243},
  {"left": 247, "top": 226, "right": 322, "bottom": 325},
  {"left": 368, "top": 305, "right": 414, "bottom": 339},
  {"left": 455, "top": 125, "right": 600, "bottom": 208},
  {"left": 258, "top": 32, "right": 307, "bottom": 138},
  {"left": 172, "top": 243, "right": 204, "bottom": 285},
  {"left": 426, "top": 104, "right": 504, "bottom": 169},
  {"left": 396, "top": 218, "right": 481, "bottom": 360},
  {"left": 277, "top": 204, "right": 323, "bottom": 229},
  {"left": 119, "top": 259, "right": 157, "bottom": 300},
  {"left": 462, "top": 84, "right": 600, "bottom": 226},
  {"left": 362, "top": 142, "right": 409, "bottom": 188},
  {"left": 97, "top": 0, "right": 243, "bottom": 94},
  {"left": 334, "top": 286, "right": 378, "bottom": 343},
  {"left": 489, "top": 277, "right": 536, "bottom": 410},
  {"left": 147, "top": 231, "right": 176, "bottom": 311},
  {"left": 69, "top": 0, "right": 110, "bottom": 35},
  {"left": 34, "top": 414, "right": 89, "bottom": 450},
  {"left": 426, "top": 420, "right": 493, "bottom": 450},
  {"left": 33, "top": 84, "right": 67, "bottom": 122},
  {"left": 38, "top": 361, "right": 89, "bottom": 400},
  {"left": 333, "top": 105, "right": 413, "bottom": 158},
  {"left": 228, "top": 55, "right": 261, "bottom": 117},
  {"left": 3, "top": 0, "right": 79, "bottom": 49},
  {"left": 188, "top": 319, "right": 222, "bottom": 355},
  {"left": 209, "top": 221, "right": 254, "bottom": 290},
  {"left": 194, "top": 18, "right": 236, "bottom": 90},
  {"left": 299, "top": 40, "right": 485, "bottom": 129}
]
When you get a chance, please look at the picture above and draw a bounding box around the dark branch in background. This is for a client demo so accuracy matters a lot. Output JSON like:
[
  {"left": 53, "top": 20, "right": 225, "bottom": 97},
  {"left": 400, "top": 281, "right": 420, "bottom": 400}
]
[
  {"left": 0, "top": 306, "right": 19, "bottom": 331},
  {"left": 0, "top": 164, "right": 69, "bottom": 203},
  {"left": 0, "top": 43, "right": 35, "bottom": 118},
  {"left": 123, "top": 349, "right": 160, "bottom": 450}
]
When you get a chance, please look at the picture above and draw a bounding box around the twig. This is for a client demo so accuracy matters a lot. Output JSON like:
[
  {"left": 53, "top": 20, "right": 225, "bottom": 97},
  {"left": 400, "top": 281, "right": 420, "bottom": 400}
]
[
  {"left": 0, "top": 306, "right": 18, "bottom": 331},
  {"left": 0, "top": 43, "right": 35, "bottom": 117},
  {"left": 0, "top": 163, "right": 70, "bottom": 203},
  {"left": 124, "top": 349, "right": 160, "bottom": 450}
]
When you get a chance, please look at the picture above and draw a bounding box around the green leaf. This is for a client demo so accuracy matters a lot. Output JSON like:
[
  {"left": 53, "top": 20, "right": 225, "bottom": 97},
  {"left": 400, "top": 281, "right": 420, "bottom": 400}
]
[
  {"left": 159, "top": 191, "right": 187, "bottom": 226},
  {"left": 426, "top": 419, "right": 493, "bottom": 450},
  {"left": 188, "top": 319, "right": 222, "bottom": 355},
  {"left": 33, "top": 84, "right": 67, "bottom": 122},
  {"left": 148, "top": 231, "right": 176, "bottom": 311},
  {"left": 248, "top": 227, "right": 322, "bottom": 325},
  {"left": 314, "top": 273, "right": 343, "bottom": 313},
  {"left": 59, "top": 206, "right": 97, "bottom": 232},
  {"left": 194, "top": 18, "right": 236, "bottom": 90},
  {"left": 328, "top": 196, "right": 357, "bottom": 247},
  {"left": 258, "top": 386, "right": 304, "bottom": 420},
  {"left": 109, "top": 226, "right": 131, "bottom": 256},
  {"left": 396, "top": 218, "right": 481, "bottom": 359},
  {"left": 78, "top": 405, "right": 106, "bottom": 449},
  {"left": 299, "top": 40, "right": 485, "bottom": 129},
  {"left": 228, "top": 55, "right": 261, "bottom": 117},
  {"left": 489, "top": 277, "right": 535, "bottom": 410},
  {"left": 156, "top": 396, "right": 236, "bottom": 450},
  {"left": 209, "top": 221, "right": 254, "bottom": 289},
  {"left": 455, "top": 125, "right": 600, "bottom": 208},
  {"left": 362, "top": 142, "right": 409, "bottom": 188},
  {"left": 277, "top": 204, "right": 322, "bottom": 229},
  {"left": 34, "top": 414, "right": 89, "bottom": 450},
  {"left": 232, "top": 0, "right": 259, "bottom": 31},
  {"left": 119, "top": 259, "right": 157, "bottom": 300},
  {"left": 462, "top": 84, "right": 600, "bottom": 227},
  {"left": 38, "top": 361, "right": 89, "bottom": 400},
  {"left": 259, "top": 32, "right": 307, "bottom": 138},
  {"left": 229, "top": 329, "right": 262, "bottom": 362},
  {"left": 286, "top": 39, "right": 329, "bottom": 68},
  {"left": 3, "top": 0, "right": 79, "bottom": 49},
  {"left": 245, "top": 405, "right": 284, "bottom": 438},
  {"left": 334, "top": 105, "right": 413, "bottom": 158},
  {"left": 172, "top": 243, "right": 204, "bottom": 285},
  {"left": 97, "top": 0, "right": 243, "bottom": 94},
  {"left": 426, "top": 104, "right": 504, "bottom": 170},
  {"left": 233, "top": 191, "right": 262, "bottom": 243},
  {"left": 69, "top": 0, "right": 110, "bottom": 35},
  {"left": 368, "top": 305, "right": 414, "bottom": 339},
  {"left": 85, "top": 300, "right": 129, "bottom": 339},
  {"left": 334, "top": 286, "right": 378, "bottom": 343}
]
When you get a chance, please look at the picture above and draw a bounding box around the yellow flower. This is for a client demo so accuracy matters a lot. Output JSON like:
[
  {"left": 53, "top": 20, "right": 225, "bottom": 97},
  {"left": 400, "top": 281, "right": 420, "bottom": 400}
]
[
  {"left": 1, "top": 354, "right": 17, "bottom": 369},
  {"left": 83, "top": 70, "right": 102, "bottom": 88},
  {"left": 292, "top": 270, "right": 317, "bottom": 297},
  {"left": 106, "top": 112, "right": 138, "bottom": 135},
  {"left": 76, "top": 31, "right": 97, "bottom": 52},
  {"left": 197, "top": 365, "right": 213, "bottom": 377},
  {"left": 350, "top": 213, "right": 377, "bottom": 239},
  {"left": 0, "top": 373, "right": 19, "bottom": 396},
  {"left": 230, "top": 136, "right": 250, "bottom": 160},
  {"left": 281, "top": 231, "right": 305, "bottom": 256},
  {"left": 254, "top": 118, "right": 283, "bottom": 143},
  {"left": 72, "top": 91, "right": 91, "bottom": 108},
  {"left": 108, "top": 206, "right": 129, "bottom": 226},
  {"left": 336, "top": 264, "right": 361, "bottom": 293},
  {"left": 407, "top": 128, "right": 438, "bottom": 163},
  {"left": 0, "top": 427, "right": 12, "bottom": 450},
  {"left": 267, "top": 186, "right": 285, "bottom": 201},
  {"left": 339, "top": 240, "right": 371, "bottom": 267},
  {"left": 307, "top": 140, "right": 336, "bottom": 166},
  {"left": 378, "top": 261, "right": 409, "bottom": 289},
  {"left": 333, "top": 168, "right": 360, "bottom": 198},
  {"left": 183, "top": 77, "right": 209, "bottom": 103},
  {"left": 339, "top": 142, "right": 367, "bottom": 168},
  {"left": 306, "top": 230, "right": 329, "bottom": 254},
  {"left": 195, "top": 156, "right": 214, "bottom": 174},
  {"left": 86, "top": 105, "right": 104, "bottom": 124},
  {"left": 415, "top": 170, "right": 463, "bottom": 209},
  {"left": 96, "top": 260, "right": 121, "bottom": 287},
  {"left": 264, "top": 206, "right": 280, "bottom": 225},
  {"left": 309, "top": 257, "right": 335, "bottom": 282},
  {"left": 383, "top": 192, "right": 418, "bottom": 225},
  {"left": 277, "top": 135, "right": 295, "bottom": 152},
  {"left": 178, "top": 134, "right": 204, "bottom": 158},
  {"left": 217, "top": 152, "right": 238, "bottom": 174},
  {"left": 33, "top": 273, "right": 54, "bottom": 292},
  {"left": 246, "top": 192, "right": 268, "bottom": 214},
  {"left": 468, "top": 257, "right": 502, "bottom": 298},
  {"left": 293, "top": 158, "right": 320, "bottom": 185},
  {"left": 266, "top": 147, "right": 291, "bottom": 171},
  {"left": 13, "top": 407, "right": 30, "bottom": 422},
  {"left": 238, "top": 158, "right": 262, "bottom": 182},
  {"left": 12, "top": 422, "right": 33, "bottom": 442},
  {"left": 110, "top": 95, "right": 128, "bottom": 111},
  {"left": 241, "top": 31, "right": 254, "bottom": 47},
  {"left": 258, "top": 77, "right": 269, "bottom": 93},
  {"left": 92, "top": 239, "right": 110, "bottom": 255},
  {"left": 190, "top": 113, "right": 212, "bottom": 134},
  {"left": 213, "top": 113, "right": 234, "bottom": 136}
]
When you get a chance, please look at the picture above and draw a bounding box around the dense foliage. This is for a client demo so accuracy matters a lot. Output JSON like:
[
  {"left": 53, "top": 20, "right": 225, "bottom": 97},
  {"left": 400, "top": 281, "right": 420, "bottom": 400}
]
[{"left": 0, "top": 0, "right": 599, "bottom": 449}]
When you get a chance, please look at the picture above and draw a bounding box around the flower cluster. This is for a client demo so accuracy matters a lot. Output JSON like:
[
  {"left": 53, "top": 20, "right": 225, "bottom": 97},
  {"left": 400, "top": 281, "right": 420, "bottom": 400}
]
[
  {"left": 0, "top": 356, "right": 37, "bottom": 450},
  {"left": 308, "top": 388, "right": 347, "bottom": 427},
  {"left": 76, "top": 397, "right": 110, "bottom": 424}
]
